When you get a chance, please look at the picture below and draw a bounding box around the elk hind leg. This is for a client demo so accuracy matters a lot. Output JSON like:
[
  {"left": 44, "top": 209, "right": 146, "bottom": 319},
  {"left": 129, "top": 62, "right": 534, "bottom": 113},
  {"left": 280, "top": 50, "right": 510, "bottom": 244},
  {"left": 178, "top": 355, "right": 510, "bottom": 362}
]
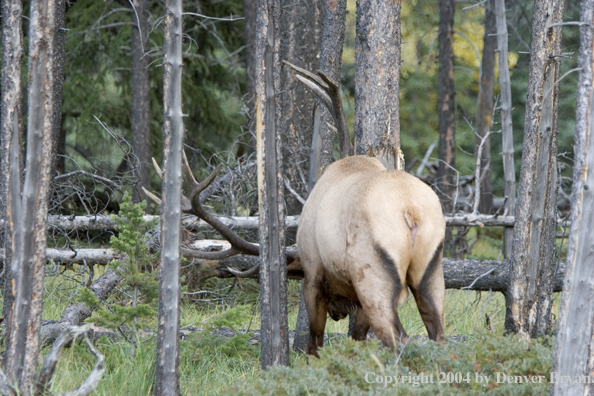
[
  {"left": 408, "top": 242, "right": 446, "bottom": 343},
  {"left": 303, "top": 277, "right": 328, "bottom": 357}
]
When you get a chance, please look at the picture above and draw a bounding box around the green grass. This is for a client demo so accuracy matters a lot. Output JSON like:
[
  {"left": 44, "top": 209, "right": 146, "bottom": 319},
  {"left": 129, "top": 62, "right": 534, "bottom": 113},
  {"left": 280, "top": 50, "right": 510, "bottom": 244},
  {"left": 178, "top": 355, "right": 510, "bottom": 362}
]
[{"left": 2, "top": 229, "right": 563, "bottom": 395}]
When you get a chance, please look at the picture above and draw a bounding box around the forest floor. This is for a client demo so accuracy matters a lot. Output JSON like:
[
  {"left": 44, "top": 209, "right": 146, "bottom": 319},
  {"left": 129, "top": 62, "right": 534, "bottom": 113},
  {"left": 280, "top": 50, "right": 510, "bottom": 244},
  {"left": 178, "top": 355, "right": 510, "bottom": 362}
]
[{"left": 7, "top": 227, "right": 564, "bottom": 395}]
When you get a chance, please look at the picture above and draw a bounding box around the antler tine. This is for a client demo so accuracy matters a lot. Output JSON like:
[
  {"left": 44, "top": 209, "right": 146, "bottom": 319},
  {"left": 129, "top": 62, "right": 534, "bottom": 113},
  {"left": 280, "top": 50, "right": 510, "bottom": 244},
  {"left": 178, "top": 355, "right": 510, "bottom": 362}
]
[
  {"left": 295, "top": 75, "right": 334, "bottom": 113},
  {"left": 317, "top": 71, "right": 352, "bottom": 158},
  {"left": 152, "top": 157, "right": 163, "bottom": 179},
  {"left": 141, "top": 187, "right": 162, "bottom": 206},
  {"left": 283, "top": 60, "right": 328, "bottom": 89},
  {"left": 181, "top": 150, "right": 199, "bottom": 189}
]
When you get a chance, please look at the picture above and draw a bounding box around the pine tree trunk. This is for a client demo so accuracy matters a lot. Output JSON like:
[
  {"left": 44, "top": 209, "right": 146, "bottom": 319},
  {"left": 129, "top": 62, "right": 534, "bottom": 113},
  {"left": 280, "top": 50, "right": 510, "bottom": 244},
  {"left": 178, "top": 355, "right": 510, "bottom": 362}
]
[
  {"left": 354, "top": 0, "right": 402, "bottom": 169},
  {"left": 5, "top": 0, "right": 58, "bottom": 392},
  {"left": 551, "top": 1, "right": 594, "bottom": 393},
  {"left": 155, "top": 0, "right": 183, "bottom": 393},
  {"left": 437, "top": 0, "right": 456, "bottom": 256},
  {"left": 293, "top": 0, "right": 347, "bottom": 354},
  {"left": 51, "top": 0, "right": 66, "bottom": 176},
  {"left": 255, "top": 0, "right": 289, "bottom": 369},
  {"left": 0, "top": 0, "right": 24, "bottom": 350},
  {"left": 505, "top": 0, "right": 564, "bottom": 338},
  {"left": 494, "top": 0, "right": 516, "bottom": 259},
  {"left": 475, "top": 0, "right": 496, "bottom": 215},
  {"left": 131, "top": 0, "right": 151, "bottom": 206}
]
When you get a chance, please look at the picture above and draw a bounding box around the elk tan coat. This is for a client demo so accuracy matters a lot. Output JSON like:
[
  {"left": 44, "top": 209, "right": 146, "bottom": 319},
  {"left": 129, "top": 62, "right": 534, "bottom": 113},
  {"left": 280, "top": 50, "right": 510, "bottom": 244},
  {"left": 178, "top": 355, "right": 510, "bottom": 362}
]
[{"left": 297, "top": 156, "right": 446, "bottom": 356}]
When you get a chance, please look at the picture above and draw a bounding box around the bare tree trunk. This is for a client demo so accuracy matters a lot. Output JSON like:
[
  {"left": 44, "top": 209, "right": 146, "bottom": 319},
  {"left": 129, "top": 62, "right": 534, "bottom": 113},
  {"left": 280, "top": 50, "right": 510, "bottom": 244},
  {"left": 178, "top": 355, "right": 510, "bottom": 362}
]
[
  {"left": 131, "top": 0, "right": 151, "bottom": 206},
  {"left": 494, "top": 0, "right": 516, "bottom": 259},
  {"left": 354, "top": 0, "right": 402, "bottom": 169},
  {"left": 475, "top": 0, "right": 496, "bottom": 215},
  {"left": 552, "top": 1, "right": 594, "bottom": 393},
  {"left": 280, "top": 0, "right": 322, "bottom": 216},
  {"left": 437, "top": 0, "right": 456, "bottom": 256},
  {"left": 155, "top": 0, "right": 183, "bottom": 393},
  {"left": 51, "top": 0, "right": 66, "bottom": 177},
  {"left": 294, "top": 0, "right": 347, "bottom": 354},
  {"left": 310, "top": 0, "right": 348, "bottom": 181},
  {"left": 5, "top": 0, "right": 58, "bottom": 392},
  {"left": 255, "top": 0, "right": 288, "bottom": 369},
  {"left": 243, "top": 0, "right": 257, "bottom": 148},
  {"left": 0, "top": 0, "right": 24, "bottom": 347},
  {"left": 505, "top": 0, "right": 564, "bottom": 338}
]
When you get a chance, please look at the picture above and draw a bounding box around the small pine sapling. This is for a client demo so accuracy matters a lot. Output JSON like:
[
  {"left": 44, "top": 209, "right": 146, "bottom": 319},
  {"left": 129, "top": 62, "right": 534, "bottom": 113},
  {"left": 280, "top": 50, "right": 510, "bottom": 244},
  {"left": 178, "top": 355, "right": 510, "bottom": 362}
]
[{"left": 80, "top": 192, "right": 158, "bottom": 342}]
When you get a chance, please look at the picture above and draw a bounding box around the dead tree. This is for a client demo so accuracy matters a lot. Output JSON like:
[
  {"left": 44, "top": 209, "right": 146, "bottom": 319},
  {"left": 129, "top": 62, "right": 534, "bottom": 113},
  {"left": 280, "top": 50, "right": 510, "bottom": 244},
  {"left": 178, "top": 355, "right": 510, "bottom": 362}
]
[
  {"left": 155, "top": 0, "right": 183, "bottom": 393},
  {"left": 0, "top": 0, "right": 24, "bottom": 330},
  {"left": 505, "top": 0, "right": 564, "bottom": 338},
  {"left": 4, "top": 0, "right": 59, "bottom": 393},
  {"left": 280, "top": 0, "right": 322, "bottom": 215},
  {"left": 51, "top": 0, "right": 67, "bottom": 176},
  {"left": 310, "top": 0, "right": 348, "bottom": 180},
  {"left": 255, "top": 0, "right": 289, "bottom": 369},
  {"left": 354, "top": 0, "right": 402, "bottom": 169},
  {"left": 494, "top": 0, "right": 516, "bottom": 259},
  {"left": 475, "top": 0, "right": 496, "bottom": 215},
  {"left": 293, "top": 0, "right": 348, "bottom": 354},
  {"left": 131, "top": 0, "right": 151, "bottom": 206},
  {"left": 552, "top": 0, "right": 594, "bottom": 393}
]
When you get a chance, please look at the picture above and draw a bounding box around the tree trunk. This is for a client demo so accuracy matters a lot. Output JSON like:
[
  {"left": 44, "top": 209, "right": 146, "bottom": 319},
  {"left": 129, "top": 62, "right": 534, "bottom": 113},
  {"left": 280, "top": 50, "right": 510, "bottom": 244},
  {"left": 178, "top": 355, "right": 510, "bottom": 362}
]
[
  {"left": 131, "top": 0, "right": 151, "bottom": 207},
  {"left": 552, "top": 1, "right": 594, "bottom": 393},
  {"left": 494, "top": 0, "right": 516, "bottom": 259},
  {"left": 5, "top": 0, "right": 58, "bottom": 392},
  {"left": 354, "top": 0, "right": 402, "bottom": 169},
  {"left": 51, "top": 0, "right": 66, "bottom": 177},
  {"left": 155, "top": 0, "right": 183, "bottom": 394},
  {"left": 0, "top": 0, "right": 24, "bottom": 349},
  {"left": 255, "top": 0, "right": 289, "bottom": 369},
  {"left": 280, "top": 0, "right": 322, "bottom": 216},
  {"left": 475, "top": 0, "right": 496, "bottom": 215},
  {"left": 243, "top": 0, "right": 257, "bottom": 149},
  {"left": 294, "top": 0, "right": 348, "bottom": 355},
  {"left": 505, "top": 0, "right": 564, "bottom": 338},
  {"left": 436, "top": 0, "right": 456, "bottom": 257}
]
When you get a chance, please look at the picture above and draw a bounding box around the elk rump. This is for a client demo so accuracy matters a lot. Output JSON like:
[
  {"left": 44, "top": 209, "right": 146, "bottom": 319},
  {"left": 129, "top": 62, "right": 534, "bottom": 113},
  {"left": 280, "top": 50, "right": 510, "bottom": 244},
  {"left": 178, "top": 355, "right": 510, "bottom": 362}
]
[{"left": 297, "top": 155, "right": 446, "bottom": 356}]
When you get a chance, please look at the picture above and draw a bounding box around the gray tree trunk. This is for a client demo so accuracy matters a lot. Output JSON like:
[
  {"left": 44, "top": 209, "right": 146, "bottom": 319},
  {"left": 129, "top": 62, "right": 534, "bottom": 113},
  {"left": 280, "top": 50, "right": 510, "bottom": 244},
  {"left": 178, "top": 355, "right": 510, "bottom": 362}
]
[
  {"left": 475, "top": 0, "right": 496, "bottom": 215},
  {"left": 293, "top": 0, "right": 348, "bottom": 355},
  {"left": 437, "top": 0, "right": 456, "bottom": 257},
  {"left": 551, "top": 0, "right": 594, "bottom": 393},
  {"left": 280, "top": 0, "right": 322, "bottom": 216},
  {"left": 131, "top": 0, "right": 151, "bottom": 206},
  {"left": 4, "top": 0, "right": 58, "bottom": 392},
  {"left": 243, "top": 0, "right": 257, "bottom": 148},
  {"left": 0, "top": 0, "right": 24, "bottom": 343},
  {"left": 494, "top": 0, "right": 516, "bottom": 259},
  {"left": 155, "top": 0, "right": 183, "bottom": 394},
  {"left": 354, "top": 0, "right": 402, "bottom": 169},
  {"left": 255, "top": 0, "right": 289, "bottom": 369},
  {"left": 310, "top": 0, "right": 348, "bottom": 181},
  {"left": 51, "top": 0, "right": 66, "bottom": 176},
  {"left": 505, "top": 0, "right": 564, "bottom": 338}
]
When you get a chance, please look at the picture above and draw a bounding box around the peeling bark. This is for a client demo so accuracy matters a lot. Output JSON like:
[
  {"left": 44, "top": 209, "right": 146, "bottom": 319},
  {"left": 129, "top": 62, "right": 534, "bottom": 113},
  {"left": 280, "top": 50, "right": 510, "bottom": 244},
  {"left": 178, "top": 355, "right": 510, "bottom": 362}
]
[
  {"left": 505, "top": 0, "right": 564, "bottom": 338},
  {"left": 552, "top": 0, "right": 594, "bottom": 393}
]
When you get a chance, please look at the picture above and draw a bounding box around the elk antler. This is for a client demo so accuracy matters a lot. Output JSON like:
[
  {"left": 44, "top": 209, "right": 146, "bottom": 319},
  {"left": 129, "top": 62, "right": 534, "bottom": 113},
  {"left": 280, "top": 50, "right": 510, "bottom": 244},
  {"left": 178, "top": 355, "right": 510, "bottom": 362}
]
[{"left": 283, "top": 60, "right": 352, "bottom": 159}]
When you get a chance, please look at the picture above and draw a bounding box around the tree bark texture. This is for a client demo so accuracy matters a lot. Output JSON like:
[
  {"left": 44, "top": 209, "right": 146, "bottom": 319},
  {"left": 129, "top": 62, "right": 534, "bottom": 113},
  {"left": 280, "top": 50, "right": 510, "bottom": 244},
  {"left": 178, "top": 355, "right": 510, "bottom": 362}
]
[
  {"left": 255, "top": 0, "right": 289, "bottom": 369},
  {"left": 494, "top": 0, "right": 516, "bottom": 259},
  {"left": 243, "top": 0, "right": 257, "bottom": 149},
  {"left": 294, "top": 0, "right": 348, "bottom": 355},
  {"left": 131, "top": 0, "right": 152, "bottom": 206},
  {"left": 505, "top": 0, "right": 564, "bottom": 338},
  {"left": 310, "top": 0, "right": 348, "bottom": 183},
  {"left": 155, "top": 0, "right": 183, "bottom": 394},
  {"left": 354, "top": 0, "right": 402, "bottom": 170},
  {"left": 50, "top": 0, "right": 66, "bottom": 177},
  {"left": 475, "top": 0, "right": 496, "bottom": 215},
  {"left": 436, "top": 0, "right": 456, "bottom": 215},
  {"left": 0, "top": 0, "right": 24, "bottom": 352},
  {"left": 552, "top": 1, "right": 594, "bottom": 393},
  {"left": 280, "top": 0, "right": 322, "bottom": 215},
  {"left": 5, "top": 0, "right": 58, "bottom": 392}
]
